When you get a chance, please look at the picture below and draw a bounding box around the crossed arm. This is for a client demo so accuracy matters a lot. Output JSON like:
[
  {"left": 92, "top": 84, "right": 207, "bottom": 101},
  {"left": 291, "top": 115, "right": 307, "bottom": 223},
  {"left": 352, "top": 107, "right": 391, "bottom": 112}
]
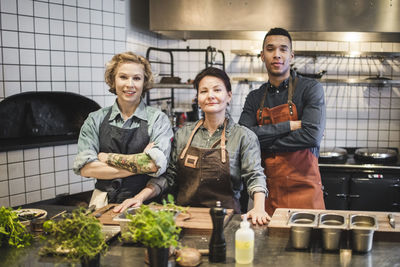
[
  {"left": 80, "top": 149, "right": 158, "bottom": 180},
  {"left": 239, "top": 83, "right": 325, "bottom": 151}
]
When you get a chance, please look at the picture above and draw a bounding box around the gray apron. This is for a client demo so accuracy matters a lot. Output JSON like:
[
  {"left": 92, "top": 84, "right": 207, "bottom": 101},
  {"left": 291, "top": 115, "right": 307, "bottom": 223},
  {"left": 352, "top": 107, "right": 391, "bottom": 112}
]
[
  {"left": 95, "top": 108, "right": 151, "bottom": 203},
  {"left": 177, "top": 119, "right": 241, "bottom": 213}
]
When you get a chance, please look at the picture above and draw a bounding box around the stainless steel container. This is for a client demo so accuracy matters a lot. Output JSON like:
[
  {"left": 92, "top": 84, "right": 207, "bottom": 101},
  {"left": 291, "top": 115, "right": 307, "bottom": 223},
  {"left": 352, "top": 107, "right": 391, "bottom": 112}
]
[
  {"left": 349, "top": 214, "right": 378, "bottom": 253},
  {"left": 318, "top": 213, "right": 347, "bottom": 250},
  {"left": 288, "top": 212, "right": 318, "bottom": 249}
]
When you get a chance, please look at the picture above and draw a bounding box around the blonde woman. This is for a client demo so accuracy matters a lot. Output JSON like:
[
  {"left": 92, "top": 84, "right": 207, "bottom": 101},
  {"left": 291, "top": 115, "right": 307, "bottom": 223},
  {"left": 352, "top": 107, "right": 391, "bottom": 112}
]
[{"left": 73, "top": 52, "right": 173, "bottom": 208}]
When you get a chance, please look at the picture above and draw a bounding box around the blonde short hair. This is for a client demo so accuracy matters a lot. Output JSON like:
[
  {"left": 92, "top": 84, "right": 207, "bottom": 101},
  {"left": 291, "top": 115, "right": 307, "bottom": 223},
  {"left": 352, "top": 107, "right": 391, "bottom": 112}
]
[{"left": 104, "top": 52, "right": 154, "bottom": 95}]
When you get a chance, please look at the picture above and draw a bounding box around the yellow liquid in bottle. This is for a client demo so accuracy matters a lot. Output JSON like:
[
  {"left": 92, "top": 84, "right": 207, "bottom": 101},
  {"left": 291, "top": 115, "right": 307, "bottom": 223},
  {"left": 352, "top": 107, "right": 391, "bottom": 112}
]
[{"left": 235, "top": 240, "right": 254, "bottom": 264}]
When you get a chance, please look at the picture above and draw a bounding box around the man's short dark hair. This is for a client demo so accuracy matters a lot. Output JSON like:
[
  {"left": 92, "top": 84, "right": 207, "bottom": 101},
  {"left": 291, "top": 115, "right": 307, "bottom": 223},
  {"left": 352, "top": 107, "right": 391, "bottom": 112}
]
[{"left": 262, "top": 27, "right": 293, "bottom": 50}]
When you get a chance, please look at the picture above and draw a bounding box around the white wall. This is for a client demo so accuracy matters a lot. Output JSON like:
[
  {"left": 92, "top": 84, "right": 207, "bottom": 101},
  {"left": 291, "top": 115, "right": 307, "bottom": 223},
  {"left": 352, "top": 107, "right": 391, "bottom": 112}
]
[{"left": 0, "top": 0, "right": 131, "bottom": 207}]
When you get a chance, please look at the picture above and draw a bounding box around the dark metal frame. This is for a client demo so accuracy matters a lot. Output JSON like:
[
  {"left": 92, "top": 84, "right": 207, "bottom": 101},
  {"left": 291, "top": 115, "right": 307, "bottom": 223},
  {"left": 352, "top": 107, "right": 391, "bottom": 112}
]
[{"left": 145, "top": 46, "right": 225, "bottom": 108}]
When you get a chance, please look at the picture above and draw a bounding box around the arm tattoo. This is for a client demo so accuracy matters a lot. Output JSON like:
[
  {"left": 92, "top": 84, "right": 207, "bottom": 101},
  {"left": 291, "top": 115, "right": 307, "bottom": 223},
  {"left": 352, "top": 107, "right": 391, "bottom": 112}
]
[{"left": 106, "top": 153, "right": 158, "bottom": 174}]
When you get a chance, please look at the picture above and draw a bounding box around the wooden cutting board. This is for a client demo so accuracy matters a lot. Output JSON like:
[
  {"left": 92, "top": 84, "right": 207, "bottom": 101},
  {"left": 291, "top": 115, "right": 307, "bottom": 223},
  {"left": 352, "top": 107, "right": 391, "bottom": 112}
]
[
  {"left": 93, "top": 205, "right": 234, "bottom": 235},
  {"left": 268, "top": 208, "right": 400, "bottom": 241},
  {"left": 91, "top": 204, "right": 120, "bottom": 225},
  {"left": 175, "top": 207, "right": 234, "bottom": 235}
]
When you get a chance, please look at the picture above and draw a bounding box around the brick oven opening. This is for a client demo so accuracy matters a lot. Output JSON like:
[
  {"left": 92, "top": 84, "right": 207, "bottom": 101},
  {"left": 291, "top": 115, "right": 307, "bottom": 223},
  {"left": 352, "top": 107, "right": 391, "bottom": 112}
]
[{"left": 0, "top": 91, "right": 101, "bottom": 152}]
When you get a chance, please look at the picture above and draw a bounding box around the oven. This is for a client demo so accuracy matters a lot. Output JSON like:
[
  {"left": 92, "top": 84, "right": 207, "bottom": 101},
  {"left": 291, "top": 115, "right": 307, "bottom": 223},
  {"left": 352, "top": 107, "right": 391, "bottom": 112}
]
[{"left": 319, "top": 147, "right": 400, "bottom": 212}]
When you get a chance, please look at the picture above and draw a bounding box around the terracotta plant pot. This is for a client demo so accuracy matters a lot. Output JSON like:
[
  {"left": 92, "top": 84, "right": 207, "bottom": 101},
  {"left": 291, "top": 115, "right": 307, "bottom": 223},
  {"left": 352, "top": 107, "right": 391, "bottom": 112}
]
[{"left": 147, "top": 247, "right": 169, "bottom": 267}]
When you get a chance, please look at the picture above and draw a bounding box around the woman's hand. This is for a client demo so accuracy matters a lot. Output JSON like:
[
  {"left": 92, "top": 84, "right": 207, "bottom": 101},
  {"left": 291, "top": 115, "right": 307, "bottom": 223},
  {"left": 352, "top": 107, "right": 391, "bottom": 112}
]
[
  {"left": 113, "top": 186, "right": 156, "bottom": 213},
  {"left": 98, "top": 152, "right": 108, "bottom": 163},
  {"left": 113, "top": 197, "right": 143, "bottom": 213},
  {"left": 245, "top": 208, "right": 271, "bottom": 225}
]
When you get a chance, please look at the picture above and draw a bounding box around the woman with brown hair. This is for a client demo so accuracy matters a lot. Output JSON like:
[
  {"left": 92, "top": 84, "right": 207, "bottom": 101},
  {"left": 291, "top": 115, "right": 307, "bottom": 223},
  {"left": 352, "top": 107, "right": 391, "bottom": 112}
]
[
  {"left": 73, "top": 52, "right": 173, "bottom": 208},
  {"left": 112, "top": 67, "right": 269, "bottom": 225}
]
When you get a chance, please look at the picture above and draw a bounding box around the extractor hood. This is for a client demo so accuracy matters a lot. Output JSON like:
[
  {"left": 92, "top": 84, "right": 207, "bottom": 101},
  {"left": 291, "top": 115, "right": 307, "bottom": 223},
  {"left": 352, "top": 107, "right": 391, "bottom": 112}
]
[{"left": 149, "top": 0, "right": 400, "bottom": 42}]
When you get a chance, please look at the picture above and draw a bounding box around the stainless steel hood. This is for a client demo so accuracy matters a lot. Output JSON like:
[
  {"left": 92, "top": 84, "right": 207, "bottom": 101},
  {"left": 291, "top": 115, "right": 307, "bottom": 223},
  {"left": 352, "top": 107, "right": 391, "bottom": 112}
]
[{"left": 149, "top": 0, "right": 400, "bottom": 42}]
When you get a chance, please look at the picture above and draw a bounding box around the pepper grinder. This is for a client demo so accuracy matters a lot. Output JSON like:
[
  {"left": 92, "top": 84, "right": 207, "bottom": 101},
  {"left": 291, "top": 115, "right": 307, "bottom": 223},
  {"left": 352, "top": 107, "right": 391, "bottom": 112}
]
[{"left": 209, "top": 201, "right": 227, "bottom": 262}]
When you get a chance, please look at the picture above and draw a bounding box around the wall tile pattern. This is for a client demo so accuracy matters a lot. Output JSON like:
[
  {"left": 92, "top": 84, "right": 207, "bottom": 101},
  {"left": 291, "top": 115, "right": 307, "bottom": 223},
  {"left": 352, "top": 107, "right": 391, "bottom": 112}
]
[{"left": 0, "top": 0, "right": 128, "bottom": 207}]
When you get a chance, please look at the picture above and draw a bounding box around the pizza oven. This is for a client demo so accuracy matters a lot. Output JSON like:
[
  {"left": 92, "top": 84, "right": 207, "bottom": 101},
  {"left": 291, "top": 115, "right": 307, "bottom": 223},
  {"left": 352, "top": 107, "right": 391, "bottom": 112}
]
[
  {"left": 319, "top": 147, "right": 400, "bottom": 212},
  {"left": 0, "top": 91, "right": 101, "bottom": 152}
]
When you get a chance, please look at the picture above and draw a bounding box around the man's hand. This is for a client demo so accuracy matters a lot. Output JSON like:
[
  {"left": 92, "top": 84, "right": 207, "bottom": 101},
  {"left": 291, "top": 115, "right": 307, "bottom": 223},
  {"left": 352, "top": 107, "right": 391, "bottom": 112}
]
[{"left": 290, "top": 120, "right": 302, "bottom": 131}]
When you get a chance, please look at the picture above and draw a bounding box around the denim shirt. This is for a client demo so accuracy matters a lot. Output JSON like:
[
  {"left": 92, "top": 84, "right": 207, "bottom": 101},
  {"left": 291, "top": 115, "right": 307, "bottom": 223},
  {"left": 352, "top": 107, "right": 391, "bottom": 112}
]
[
  {"left": 73, "top": 100, "right": 173, "bottom": 177},
  {"left": 151, "top": 116, "right": 267, "bottom": 200}
]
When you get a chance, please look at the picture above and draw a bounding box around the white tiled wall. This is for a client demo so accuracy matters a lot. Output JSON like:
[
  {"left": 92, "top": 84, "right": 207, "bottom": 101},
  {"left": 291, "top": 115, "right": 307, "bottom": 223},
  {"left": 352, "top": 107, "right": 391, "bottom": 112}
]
[
  {"left": 0, "top": 0, "right": 130, "bottom": 207},
  {"left": 1, "top": 0, "right": 400, "bottom": 207}
]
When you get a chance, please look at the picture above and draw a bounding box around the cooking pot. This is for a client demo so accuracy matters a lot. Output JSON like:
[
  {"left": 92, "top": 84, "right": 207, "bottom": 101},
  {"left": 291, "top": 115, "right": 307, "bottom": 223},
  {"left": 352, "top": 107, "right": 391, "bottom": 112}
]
[
  {"left": 354, "top": 147, "right": 398, "bottom": 164},
  {"left": 319, "top": 147, "right": 348, "bottom": 164}
]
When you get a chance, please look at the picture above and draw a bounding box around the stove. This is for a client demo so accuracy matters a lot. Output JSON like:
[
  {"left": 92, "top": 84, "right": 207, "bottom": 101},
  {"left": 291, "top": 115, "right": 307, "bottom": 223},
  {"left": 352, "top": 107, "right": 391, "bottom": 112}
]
[
  {"left": 319, "top": 147, "right": 400, "bottom": 171},
  {"left": 318, "top": 147, "right": 400, "bottom": 212}
]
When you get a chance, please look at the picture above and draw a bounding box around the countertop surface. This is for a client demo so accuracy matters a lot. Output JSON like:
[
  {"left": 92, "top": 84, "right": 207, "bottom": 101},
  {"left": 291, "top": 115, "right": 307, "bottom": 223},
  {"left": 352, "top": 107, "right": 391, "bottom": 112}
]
[{"left": 1, "top": 204, "right": 400, "bottom": 267}]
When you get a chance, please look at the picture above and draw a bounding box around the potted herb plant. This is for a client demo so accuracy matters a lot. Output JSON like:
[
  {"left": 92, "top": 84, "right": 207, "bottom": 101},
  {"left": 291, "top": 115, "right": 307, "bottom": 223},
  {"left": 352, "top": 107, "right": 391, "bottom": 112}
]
[
  {"left": 122, "top": 195, "right": 185, "bottom": 267},
  {"left": 0, "top": 206, "right": 33, "bottom": 248},
  {"left": 40, "top": 208, "right": 108, "bottom": 267}
]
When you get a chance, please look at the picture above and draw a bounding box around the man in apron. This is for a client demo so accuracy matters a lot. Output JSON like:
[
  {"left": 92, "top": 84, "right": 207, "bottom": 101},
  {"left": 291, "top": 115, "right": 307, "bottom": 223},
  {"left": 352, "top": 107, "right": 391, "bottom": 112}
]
[{"left": 239, "top": 28, "right": 326, "bottom": 216}]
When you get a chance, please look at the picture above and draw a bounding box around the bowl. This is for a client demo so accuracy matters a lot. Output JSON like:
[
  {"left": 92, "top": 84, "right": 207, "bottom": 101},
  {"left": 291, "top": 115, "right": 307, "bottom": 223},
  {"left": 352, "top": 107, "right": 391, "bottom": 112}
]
[
  {"left": 318, "top": 213, "right": 347, "bottom": 250},
  {"left": 288, "top": 212, "right": 318, "bottom": 249},
  {"left": 16, "top": 208, "right": 47, "bottom": 231},
  {"left": 349, "top": 214, "right": 378, "bottom": 253}
]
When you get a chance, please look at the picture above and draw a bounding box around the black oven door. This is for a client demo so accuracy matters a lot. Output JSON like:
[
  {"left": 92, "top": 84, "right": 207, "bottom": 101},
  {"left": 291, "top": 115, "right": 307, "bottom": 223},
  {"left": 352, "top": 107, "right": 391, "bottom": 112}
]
[
  {"left": 349, "top": 174, "right": 400, "bottom": 212},
  {"left": 320, "top": 172, "right": 350, "bottom": 210}
]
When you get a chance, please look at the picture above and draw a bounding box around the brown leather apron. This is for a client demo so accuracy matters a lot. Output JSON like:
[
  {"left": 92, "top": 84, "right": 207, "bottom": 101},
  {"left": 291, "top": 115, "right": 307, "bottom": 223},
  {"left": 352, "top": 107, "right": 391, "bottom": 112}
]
[
  {"left": 257, "top": 75, "right": 325, "bottom": 216},
  {"left": 176, "top": 119, "right": 241, "bottom": 213}
]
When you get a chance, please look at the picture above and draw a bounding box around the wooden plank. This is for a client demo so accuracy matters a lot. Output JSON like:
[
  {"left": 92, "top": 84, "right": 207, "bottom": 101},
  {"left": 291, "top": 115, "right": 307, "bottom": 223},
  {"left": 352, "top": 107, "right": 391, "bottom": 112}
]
[
  {"left": 92, "top": 204, "right": 119, "bottom": 225},
  {"left": 94, "top": 205, "right": 234, "bottom": 235},
  {"left": 268, "top": 208, "right": 400, "bottom": 241},
  {"left": 175, "top": 207, "right": 234, "bottom": 235}
]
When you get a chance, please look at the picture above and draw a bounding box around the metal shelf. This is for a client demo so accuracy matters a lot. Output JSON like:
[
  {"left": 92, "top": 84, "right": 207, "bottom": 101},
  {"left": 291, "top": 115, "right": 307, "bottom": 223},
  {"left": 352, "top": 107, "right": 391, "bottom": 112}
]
[
  {"left": 320, "top": 78, "right": 400, "bottom": 85},
  {"left": 232, "top": 76, "right": 400, "bottom": 85},
  {"left": 231, "top": 49, "right": 400, "bottom": 59},
  {"left": 151, "top": 83, "right": 194, "bottom": 89},
  {"left": 231, "top": 50, "right": 260, "bottom": 57}
]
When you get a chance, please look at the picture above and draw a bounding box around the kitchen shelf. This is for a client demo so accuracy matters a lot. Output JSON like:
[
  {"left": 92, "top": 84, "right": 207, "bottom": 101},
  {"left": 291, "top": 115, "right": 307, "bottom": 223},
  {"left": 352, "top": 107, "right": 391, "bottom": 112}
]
[
  {"left": 231, "top": 49, "right": 260, "bottom": 57},
  {"left": 231, "top": 49, "right": 400, "bottom": 59},
  {"left": 146, "top": 46, "right": 225, "bottom": 108},
  {"left": 232, "top": 76, "right": 400, "bottom": 85},
  {"left": 151, "top": 83, "right": 194, "bottom": 89}
]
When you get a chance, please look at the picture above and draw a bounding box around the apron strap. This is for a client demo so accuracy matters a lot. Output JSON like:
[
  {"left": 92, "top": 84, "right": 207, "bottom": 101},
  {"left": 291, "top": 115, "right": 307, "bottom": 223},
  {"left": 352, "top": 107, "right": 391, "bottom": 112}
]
[
  {"left": 288, "top": 73, "right": 298, "bottom": 116},
  {"left": 180, "top": 119, "right": 204, "bottom": 160},
  {"left": 259, "top": 71, "right": 299, "bottom": 119},
  {"left": 210, "top": 119, "right": 228, "bottom": 163},
  {"left": 258, "top": 86, "right": 268, "bottom": 122}
]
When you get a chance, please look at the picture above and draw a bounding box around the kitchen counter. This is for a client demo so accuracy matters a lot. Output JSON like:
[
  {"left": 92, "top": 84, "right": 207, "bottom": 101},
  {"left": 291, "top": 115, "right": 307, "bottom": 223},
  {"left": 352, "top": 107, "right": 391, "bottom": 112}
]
[{"left": 2, "top": 204, "right": 400, "bottom": 266}]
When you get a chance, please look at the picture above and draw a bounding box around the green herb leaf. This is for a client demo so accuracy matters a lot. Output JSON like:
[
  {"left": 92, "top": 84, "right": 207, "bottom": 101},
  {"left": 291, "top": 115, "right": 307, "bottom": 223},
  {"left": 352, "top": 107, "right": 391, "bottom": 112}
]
[
  {"left": 40, "top": 207, "right": 108, "bottom": 260},
  {"left": 122, "top": 194, "right": 185, "bottom": 248},
  {"left": 0, "top": 206, "right": 33, "bottom": 248}
]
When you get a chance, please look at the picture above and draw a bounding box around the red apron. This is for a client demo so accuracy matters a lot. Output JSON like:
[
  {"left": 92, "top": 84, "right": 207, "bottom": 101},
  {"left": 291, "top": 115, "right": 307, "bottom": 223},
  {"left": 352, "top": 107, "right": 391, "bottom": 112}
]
[{"left": 257, "top": 75, "right": 325, "bottom": 216}]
